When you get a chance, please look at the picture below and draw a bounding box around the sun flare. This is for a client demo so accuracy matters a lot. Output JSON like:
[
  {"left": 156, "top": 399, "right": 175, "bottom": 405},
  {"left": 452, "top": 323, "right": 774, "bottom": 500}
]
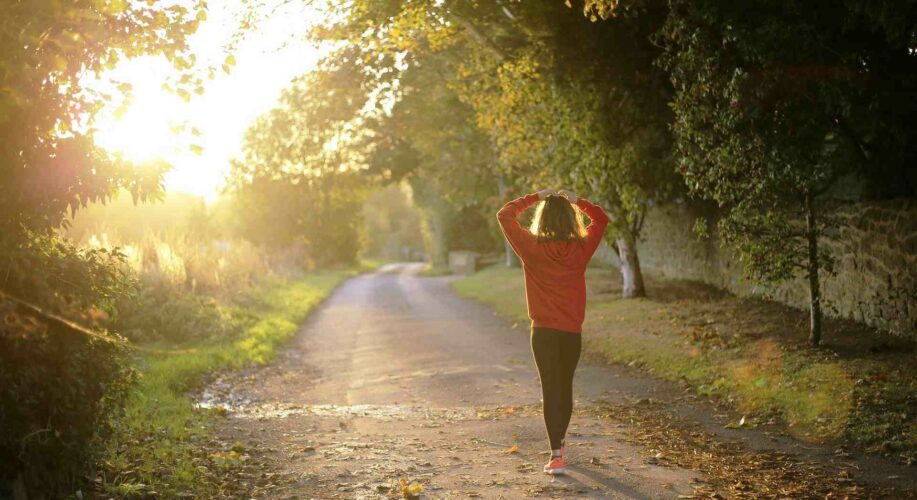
[
  {"left": 90, "top": 0, "right": 326, "bottom": 202},
  {"left": 93, "top": 58, "right": 187, "bottom": 164}
]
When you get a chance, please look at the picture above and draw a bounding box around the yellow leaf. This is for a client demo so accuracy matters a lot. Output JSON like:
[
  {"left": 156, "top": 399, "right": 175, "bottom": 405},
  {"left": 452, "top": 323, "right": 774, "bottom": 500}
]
[
  {"left": 504, "top": 444, "right": 519, "bottom": 454},
  {"left": 106, "top": 0, "right": 128, "bottom": 13},
  {"left": 399, "top": 478, "right": 424, "bottom": 498}
]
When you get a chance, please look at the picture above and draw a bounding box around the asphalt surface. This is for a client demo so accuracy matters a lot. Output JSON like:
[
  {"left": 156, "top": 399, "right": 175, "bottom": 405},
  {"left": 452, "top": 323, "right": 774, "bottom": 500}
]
[{"left": 203, "top": 263, "right": 701, "bottom": 498}]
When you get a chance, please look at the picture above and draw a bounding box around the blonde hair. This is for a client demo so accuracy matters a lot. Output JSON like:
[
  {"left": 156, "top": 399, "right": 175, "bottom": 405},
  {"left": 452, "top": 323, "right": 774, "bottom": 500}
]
[{"left": 529, "top": 195, "right": 587, "bottom": 242}]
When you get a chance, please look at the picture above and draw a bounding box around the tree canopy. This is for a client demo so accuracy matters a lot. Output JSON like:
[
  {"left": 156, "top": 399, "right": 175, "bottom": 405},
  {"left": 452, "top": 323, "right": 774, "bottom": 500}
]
[
  {"left": 659, "top": 0, "right": 917, "bottom": 344},
  {"left": 0, "top": 0, "right": 207, "bottom": 308}
]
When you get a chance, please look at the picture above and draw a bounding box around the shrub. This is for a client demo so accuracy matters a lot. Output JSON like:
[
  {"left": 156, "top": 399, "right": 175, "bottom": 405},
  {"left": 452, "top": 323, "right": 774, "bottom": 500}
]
[
  {"left": 0, "top": 297, "right": 135, "bottom": 498},
  {"left": 111, "top": 283, "right": 239, "bottom": 344}
]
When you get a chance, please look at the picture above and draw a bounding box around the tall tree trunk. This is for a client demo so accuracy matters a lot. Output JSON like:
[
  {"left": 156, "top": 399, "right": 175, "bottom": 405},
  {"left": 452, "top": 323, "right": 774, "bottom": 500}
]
[
  {"left": 616, "top": 234, "right": 646, "bottom": 298},
  {"left": 421, "top": 206, "right": 448, "bottom": 269},
  {"left": 804, "top": 191, "right": 822, "bottom": 346},
  {"left": 430, "top": 211, "right": 448, "bottom": 269}
]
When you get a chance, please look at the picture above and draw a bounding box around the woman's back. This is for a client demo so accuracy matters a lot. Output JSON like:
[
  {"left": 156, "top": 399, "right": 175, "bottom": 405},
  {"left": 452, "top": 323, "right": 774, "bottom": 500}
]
[
  {"left": 495, "top": 188, "right": 609, "bottom": 475},
  {"left": 496, "top": 192, "right": 609, "bottom": 334}
]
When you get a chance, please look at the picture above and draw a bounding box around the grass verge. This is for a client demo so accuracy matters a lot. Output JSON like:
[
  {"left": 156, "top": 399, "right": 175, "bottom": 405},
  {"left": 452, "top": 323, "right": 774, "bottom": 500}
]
[
  {"left": 453, "top": 264, "right": 916, "bottom": 464},
  {"left": 419, "top": 263, "right": 452, "bottom": 277},
  {"left": 99, "top": 269, "right": 356, "bottom": 497}
]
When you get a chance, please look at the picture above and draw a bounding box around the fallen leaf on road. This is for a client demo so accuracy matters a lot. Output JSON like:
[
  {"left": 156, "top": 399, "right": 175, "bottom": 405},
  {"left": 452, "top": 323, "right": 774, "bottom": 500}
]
[
  {"left": 505, "top": 444, "right": 519, "bottom": 454},
  {"left": 396, "top": 478, "right": 423, "bottom": 499}
]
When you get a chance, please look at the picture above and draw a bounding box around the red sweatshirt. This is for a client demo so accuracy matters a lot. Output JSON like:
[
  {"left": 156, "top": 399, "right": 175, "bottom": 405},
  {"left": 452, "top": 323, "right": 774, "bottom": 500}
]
[{"left": 497, "top": 193, "right": 609, "bottom": 334}]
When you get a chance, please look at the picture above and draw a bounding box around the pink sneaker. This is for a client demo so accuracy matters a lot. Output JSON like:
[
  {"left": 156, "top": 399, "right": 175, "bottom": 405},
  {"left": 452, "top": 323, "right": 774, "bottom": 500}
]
[{"left": 543, "top": 455, "right": 566, "bottom": 475}]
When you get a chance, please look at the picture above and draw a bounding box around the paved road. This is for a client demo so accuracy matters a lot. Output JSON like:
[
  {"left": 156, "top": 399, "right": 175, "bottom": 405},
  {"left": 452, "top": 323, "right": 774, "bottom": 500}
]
[{"left": 205, "top": 263, "right": 702, "bottom": 498}]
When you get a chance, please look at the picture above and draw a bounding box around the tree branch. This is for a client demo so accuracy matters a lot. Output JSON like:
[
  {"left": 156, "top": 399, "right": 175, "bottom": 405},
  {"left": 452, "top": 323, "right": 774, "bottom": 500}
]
[{"left": 447, "top": 9, "right": 508, "bottom": 62}]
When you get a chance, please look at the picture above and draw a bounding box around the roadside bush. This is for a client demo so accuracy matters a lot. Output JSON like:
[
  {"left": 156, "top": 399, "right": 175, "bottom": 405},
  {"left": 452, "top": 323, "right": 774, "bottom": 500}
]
[
  {"left": 111, "top": 283, "right": 239, "bottom": 344},
  {"left": 101, "top": 234, "right": 267, "bottom": 344},
  {"left": 0, "top": 298, "right": 135, "bottom": 498}
]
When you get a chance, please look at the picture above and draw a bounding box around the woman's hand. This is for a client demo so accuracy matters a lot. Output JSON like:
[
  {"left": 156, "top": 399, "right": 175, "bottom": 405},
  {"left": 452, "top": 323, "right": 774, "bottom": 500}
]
[
  {"left": 537, "top": 188, "right": 558, "bottom": 200},
  {"left": 559, "top": 189, "right": 577, "bottom": 204}
]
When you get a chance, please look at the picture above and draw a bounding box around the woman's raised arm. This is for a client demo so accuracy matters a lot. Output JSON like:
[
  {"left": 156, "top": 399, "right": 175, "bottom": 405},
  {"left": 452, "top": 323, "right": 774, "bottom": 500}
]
[{"left": 573, "top": 196, "right": 609, "bottom": 256}]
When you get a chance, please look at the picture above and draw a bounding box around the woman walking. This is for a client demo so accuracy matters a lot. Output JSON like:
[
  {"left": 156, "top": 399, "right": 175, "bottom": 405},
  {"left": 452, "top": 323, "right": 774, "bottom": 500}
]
[{"left": 496, "top": 188, "right": 609, "bottom": 475}]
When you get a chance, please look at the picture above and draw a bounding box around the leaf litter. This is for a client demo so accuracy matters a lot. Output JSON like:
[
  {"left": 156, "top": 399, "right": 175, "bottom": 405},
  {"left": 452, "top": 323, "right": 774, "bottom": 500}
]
[{"left": 586, "top": 400, "right": 913, "bottom": 499}]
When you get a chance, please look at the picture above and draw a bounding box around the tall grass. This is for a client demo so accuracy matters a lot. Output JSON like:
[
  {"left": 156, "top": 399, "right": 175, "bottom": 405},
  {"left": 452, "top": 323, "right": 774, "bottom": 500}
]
[{"left": 65, "top": 193, "right": 361, "bottom": 495}]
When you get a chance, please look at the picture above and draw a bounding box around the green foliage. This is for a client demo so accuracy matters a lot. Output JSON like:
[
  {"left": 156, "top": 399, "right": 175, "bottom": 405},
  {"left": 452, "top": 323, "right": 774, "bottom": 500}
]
[
  {"left": 658, "top": 0, "right": 917, "bottom": 282},
  {"left": 0, "top": 299, "right": 135, "bottom": 497},
  {"left": 446, "top": 205, "right": 502, "bottom": 253},
  {"left": 310, "top": 0, "right": 680, "bottom": 290},
  {"left": 112, "top": 284, "right": 237, "bottom": 344},
  {"left": 0, "top": 0, "right": 204, "bottom": 237},
  {"left": 367, "top": 52, "right": 504, "bottom": 266},
  {"left": 100, "top": 271, "right": 353, "bottom": 497},
  {"left": 228, "top": 173, "right": 365, "bottom": 266},
  {"left": 0, "top": 231, "right": 135, "bottom": 313},
  {"left": 657, "top": 0, "right": 917, "bottom": 342},
  {"left": 228, "top": 56, "right": 369, "bottom": 266},
  {"left": 361, "top": 184, "right": 425, "bottom": 260},
  {"left": 449, "top": 1, "right": 679, "bottom": 232},
  {"left": 0, "top": 9, "right": 206, "bottom": 488}
]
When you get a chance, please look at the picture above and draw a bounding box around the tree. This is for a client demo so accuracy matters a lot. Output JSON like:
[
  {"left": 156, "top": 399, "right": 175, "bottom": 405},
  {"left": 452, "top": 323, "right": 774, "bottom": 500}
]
[
  {"left": 0, "top": 0, "right": 206, "bottom": 307},
  {"left": 317, "top": 0, "right": 681, "bottom": 296},
  {"left": 227, "top": 54, "right": 370, "bottom": 265},
  {"left": 367, "top": 54, "right": 506, "bottom": 268},
  {"left": 310, "top": 7, "right": 511, "bottom": 268},
  {"left": 445, "top": 1, "right": 679, "bottom": 297},
  {"left": 361, "top": 184, "right": 425, "bottom": 261},
  {"left": 0, "top": 2, "right": 206, "bottom": 494},
  {"left": 1, "top": 0, "right": 206, "bottom": 232},
  {"left": 658, "top": 0, "right": 917, "bottom": 345}
]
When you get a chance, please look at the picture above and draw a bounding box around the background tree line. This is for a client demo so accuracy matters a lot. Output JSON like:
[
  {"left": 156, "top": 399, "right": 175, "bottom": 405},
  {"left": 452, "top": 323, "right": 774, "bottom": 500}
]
[{"left": 234, "top": 0, "right": 915, "bottom": 347}]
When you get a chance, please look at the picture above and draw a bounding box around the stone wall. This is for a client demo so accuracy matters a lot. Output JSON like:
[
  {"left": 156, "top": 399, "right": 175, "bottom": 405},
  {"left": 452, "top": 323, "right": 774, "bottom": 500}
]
[{"left": 598, "top": 199, "right": 916, "bottom": 338}]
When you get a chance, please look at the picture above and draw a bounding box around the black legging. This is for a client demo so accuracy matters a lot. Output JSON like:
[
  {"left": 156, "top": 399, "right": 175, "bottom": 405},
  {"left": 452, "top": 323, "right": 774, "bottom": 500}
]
[{"left": 531, "top": 327, "right": 582, "bottom": 450}]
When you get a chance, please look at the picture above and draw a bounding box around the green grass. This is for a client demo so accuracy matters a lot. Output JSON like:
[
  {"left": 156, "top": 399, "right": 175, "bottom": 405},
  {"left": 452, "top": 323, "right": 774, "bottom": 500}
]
[
  {"left": 100, "top": 270, "right": 356, "bottom": 497},
  {"left": 451, "top": 265, "right": 528, "bottom": 318},
  {"left": 453, "top": 265, "right": 915, "bottom": 459},
  {"left": 419, "top": 263, "right": 453, "bottom": 276}
]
